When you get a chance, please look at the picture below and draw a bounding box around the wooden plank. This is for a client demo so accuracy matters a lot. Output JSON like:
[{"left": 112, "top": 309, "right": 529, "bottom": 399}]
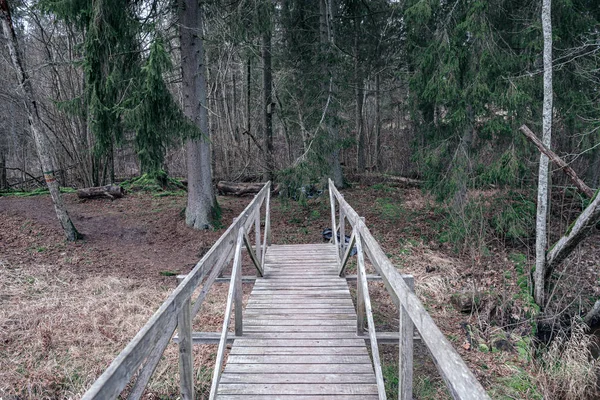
[
  {"left": 227, "top": 355, "right": 372, "bottom": 364},
  {"left": 244, "top": 320, "right": 356, "bottom": 327},
  {"left": 219, "top": 373, "right": 376, "bottom": 384},
  {"left": 244, "top": 314, "right": 356, "bottom": 320},
  {"left": 222, "top": 363, "right": 374, "bottom": 374},
  {"left": 217, "top": 395, "right": 377, "bottom": 400},
  {"left": 245, "top": 308, "right": 356, "bottom": 314},
  {"left": 240, "top": 333, "right": 367, "bottom": 339},
  {"left": 229, "top": 347, "right": 369, "bottom": 355},
  {"left": 243, "top": 326, "right": 356, "bottom": 333},
  {"left": 233, "top": 339, "right": 365, "bottom": 347},
  {"left": 218, "top": 383, "right": 378, "bottom": 395}
]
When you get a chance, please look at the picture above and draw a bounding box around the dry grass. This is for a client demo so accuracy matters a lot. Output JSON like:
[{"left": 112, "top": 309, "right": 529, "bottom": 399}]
[
  {"left": 0, "top": 260, "right": 176, "bottom": 398},
  {"left": 536, "top": 319, "right": 599, "bottom": 400}
]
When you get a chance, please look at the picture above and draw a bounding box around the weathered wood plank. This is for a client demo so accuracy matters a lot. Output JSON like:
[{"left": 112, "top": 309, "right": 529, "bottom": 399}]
[
  {"left": 222, "top": 363, "right": 374, "bottom": 374},
  {"left": 218, "top": 383, "right": 378, "bottom": 395},
  {"left": 239, "top": 332, "right": 368, "bottom": 339},
  {"left": 219, "top": 373, "right": 376, "bottom": 384},
  {"left": 244, "top": 320, "right": 356, "bottom": 326},
  {"left": 233, "top": 339, "right": 365, "bottom": 347},
  {"left": 226, "top": 355, "right": 372, "bottom": 364},
  {"left": 229, "top": 346, "right": 369, "bottom": 355},
  {"left": 217, "top": 395, "right": 377, "bottom": 400}
]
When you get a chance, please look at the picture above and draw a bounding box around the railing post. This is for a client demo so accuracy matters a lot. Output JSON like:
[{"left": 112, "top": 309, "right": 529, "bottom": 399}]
[
  {"left": 255, "top": 211, "right": 262, "bottom": 266},
  {"left": 234, "top": 229, "right": 244, "bottom": 336},
  {"left": 356, "top": 228, "right": 365, "bottom": 336},
  {"left": 339, "top": 207, "right": 345, "bottom": 258},
  {"left": 399, "top": 275, "right": 414, "bottom": 400},
  {"left": 328, "top": 180, "right": 340, "bottom": 261},
  {"left": 177, "top": 276, "right": 194, "bottom": 400},
  {"left": 266, "top": 183, "right": 272, "bottom": 246}
]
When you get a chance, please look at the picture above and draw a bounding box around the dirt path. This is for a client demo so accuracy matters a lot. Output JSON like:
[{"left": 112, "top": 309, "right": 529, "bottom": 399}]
[{"left": 0, "top": 193, "right": 249, "bottom": 281}]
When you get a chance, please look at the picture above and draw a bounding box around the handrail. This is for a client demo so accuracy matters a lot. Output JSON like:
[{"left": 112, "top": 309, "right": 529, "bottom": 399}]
[
  {"left": 82, "top": 182, "right": 271, "bottom": 400},
  {"left": 329, "top": 179, "right": 490, "bottom": 400}
]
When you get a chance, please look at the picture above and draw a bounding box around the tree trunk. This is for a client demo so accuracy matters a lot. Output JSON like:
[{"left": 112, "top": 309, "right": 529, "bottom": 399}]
[
  {"left": 0, "top": 149, "right": 7, "bottom": 189},
  {"left": 535, "top": 0, "right": 553, "bottom": 307},
  {"left": 1, "top": 0, "right": 80, "bottom": 241},
  {"left": 375, "top": 73, "right": 382, "bottom": 172},
  {"left": 319, "top": 0, "right": 343, "bottom": 187},
  {"left": 355, "top": 14, "right": 365, "bottom": 173},
  {"left": 263, "top": 16, "right": 274, "bottom": 181},
  {"left": 179, "top": 0, "right": 215, "bottom": 230}
]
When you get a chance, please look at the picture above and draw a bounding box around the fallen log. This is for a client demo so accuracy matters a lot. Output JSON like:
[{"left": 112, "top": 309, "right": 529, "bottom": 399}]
[
  {"left": 217, "top": 181, "right": 279, "bottom": 196},
  {"left": 77, "top": 185, "right": 125, "bottom": 200}
]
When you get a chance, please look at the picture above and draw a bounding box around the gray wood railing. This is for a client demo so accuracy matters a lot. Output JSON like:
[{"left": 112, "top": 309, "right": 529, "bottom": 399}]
[
  {"left": 329, "top": 179, "right": 490, "bottom": 400},
  {"left": 81, "top": 182, "right": 271, "bottom": 400}
]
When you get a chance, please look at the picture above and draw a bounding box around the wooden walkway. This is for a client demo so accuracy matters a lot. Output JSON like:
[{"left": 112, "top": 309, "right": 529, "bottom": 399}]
[
  {"left": 82, "top": 181, "right": 490, "bottom": 400},
  {"left": 217, "top": 243, "right": 379, "bottom": 399}
]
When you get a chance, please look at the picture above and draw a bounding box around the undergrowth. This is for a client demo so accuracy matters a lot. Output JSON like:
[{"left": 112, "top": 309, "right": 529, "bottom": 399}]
[{"left": 0, "top": 187, "right": 77, "bottom": 197}]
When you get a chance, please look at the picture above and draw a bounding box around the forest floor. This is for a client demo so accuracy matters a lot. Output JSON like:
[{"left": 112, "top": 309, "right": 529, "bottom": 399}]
[{"left": 1, "top": 181, "right": 599, "bottom": 399}]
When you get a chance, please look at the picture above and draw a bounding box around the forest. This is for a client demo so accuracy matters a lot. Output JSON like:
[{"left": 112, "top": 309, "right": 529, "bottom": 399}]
[{"left": 1, "top": 0, "right": 600, "bottom": 398}]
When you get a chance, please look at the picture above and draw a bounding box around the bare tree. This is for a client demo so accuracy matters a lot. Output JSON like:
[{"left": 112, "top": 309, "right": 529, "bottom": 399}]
[
  {"left": 179, "top": 0, "right": 216, "bottom": 229},
  {"left": 0, "top": 0, "right": 80, "bottom": 241},
  {"left": 534, "top": 0, "right": 553, "bottom": 306}
]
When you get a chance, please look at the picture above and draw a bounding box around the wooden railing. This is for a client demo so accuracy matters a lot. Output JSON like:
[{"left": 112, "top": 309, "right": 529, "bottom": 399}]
[
  {"left": 82, "top": 182, "right": 271, "bottom": 400},
  {"left": 329, "top": 179, "right": 490, "bottom": 400}
]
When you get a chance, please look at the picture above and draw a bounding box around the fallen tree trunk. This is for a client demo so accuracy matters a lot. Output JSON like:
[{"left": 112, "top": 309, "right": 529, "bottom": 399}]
[
  {"left": 545, "top": 190, "right": 600, "bottom": 277},
  {"left": 77, "top": 185, "right": 125, "bottom": 200},
  {"left": 357, "top": 173, "right": 422, "bottom": 188},
  {"left": 217, "top": 181, "right": 279, "bottom": 196}
]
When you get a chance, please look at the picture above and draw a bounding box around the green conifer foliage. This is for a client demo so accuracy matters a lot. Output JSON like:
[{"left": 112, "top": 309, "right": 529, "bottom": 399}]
[{"left": 126, "top": 37, "right": 188, "bottom": 179}]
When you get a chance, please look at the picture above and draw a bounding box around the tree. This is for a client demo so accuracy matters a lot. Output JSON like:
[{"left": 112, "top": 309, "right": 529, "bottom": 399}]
[
  {"left": 262, "top": 0, "right": 274, "bottom": 181},
  {"left": 0, "top": 0, "right": 80, "bottom": 241},
  {"left": 533, "top": 0, "right": 553, "bottom": 307},
  {"left": 319, "top": 0, "right": 343, "bottom": 187},
  {"left": 179, "top": 0, "right": 217, "bottom": 229}
]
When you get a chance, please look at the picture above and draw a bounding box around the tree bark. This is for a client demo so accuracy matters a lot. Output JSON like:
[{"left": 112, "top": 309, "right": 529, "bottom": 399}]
[
  {"left": 535, "top": 0, "right": 553, "bottom": 307},
  {"left": 319, "top": 0, "right": 343, "bottom": 187},
  {"left": 1, "top": 0, "right": 80, "bottom": 241},
  {"left": 77, "top": 185, "right": 125, "bottom": 200},
  {"left": 354, "top": 13, "right": 365, "bottom": 173},
  {"left": 0, "top": 149, "right": 7, "bottom": 189},
  {"left": 520, "top": 125, "right": 593, "bottom": 198},
  {"left": 263, "top": 13, "right": 274, "bottom": 181},
  {"left": 179, "top": 0, "right": 216, "bottom": 229},
  {"left": 375, "top": 73, "right": 382, "bottom": 172}
]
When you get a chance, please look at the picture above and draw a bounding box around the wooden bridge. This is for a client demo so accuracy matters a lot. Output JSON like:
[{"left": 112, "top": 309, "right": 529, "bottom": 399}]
[{"left": 82, "top": 181, "right": 490, "bottom": 400}]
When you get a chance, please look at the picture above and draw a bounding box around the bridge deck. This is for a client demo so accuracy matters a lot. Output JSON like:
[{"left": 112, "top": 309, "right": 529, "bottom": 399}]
[{"left": 217, "top": 243, "right": 379, "bottom": 399}]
